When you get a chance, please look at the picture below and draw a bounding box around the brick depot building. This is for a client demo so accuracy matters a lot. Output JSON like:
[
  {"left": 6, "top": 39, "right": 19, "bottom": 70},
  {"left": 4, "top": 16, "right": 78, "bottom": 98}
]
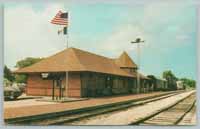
[{"left": 15, "top": 48, "right": 150, "bottom": 98}]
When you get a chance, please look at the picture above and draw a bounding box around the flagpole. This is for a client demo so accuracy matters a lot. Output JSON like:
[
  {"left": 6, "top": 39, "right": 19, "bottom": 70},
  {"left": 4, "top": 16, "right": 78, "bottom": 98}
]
[
  {"left": 52, "top": 10, "right": 69, "bottom": 98},
  {"left": 67, "top": 11, "right": 69, "bottom": 48},
  {"left": 66, "top": 14, "right": 69, "bottom": 97},
  {"left": 66, "top": 70, "right": 68, "bottom": 98},
  {"left": 66, "top": 32, "right": 69, "bottom": 48},
  {"left": 66, "top": 11, "right": 69, "bottom": 97}
]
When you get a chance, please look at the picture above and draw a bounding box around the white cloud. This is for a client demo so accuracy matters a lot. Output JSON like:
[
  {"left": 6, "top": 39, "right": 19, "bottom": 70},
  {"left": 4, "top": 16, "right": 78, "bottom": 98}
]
[
  {"left": 176, "top": 34, "right": 190, "bottom": 41},
  {"left": 97, "top": 2, "right": 193, "bottom": 57},
  {"left": 99, "top": 23, "right": 148, "bottom": 57},
  {"left": 140, "top": 2, "right": 194, "bottom": 31},
  {"left": 4, "top": 3, "right": 67, "bottom": 69}
]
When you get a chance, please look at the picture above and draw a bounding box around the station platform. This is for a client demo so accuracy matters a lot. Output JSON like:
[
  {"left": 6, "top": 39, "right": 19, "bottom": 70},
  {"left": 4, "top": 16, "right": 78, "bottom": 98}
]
[{"left": 4, "top": 91, "right": 176, "bottom": 120}]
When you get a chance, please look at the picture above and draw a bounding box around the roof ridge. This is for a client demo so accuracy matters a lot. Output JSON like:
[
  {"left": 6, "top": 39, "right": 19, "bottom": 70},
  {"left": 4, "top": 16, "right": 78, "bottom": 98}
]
[
  {"left": 70, "top": 48, "right": 134, "bottom": 76},
  {"left": 122, "top": 51, "right": 128, "bottom": 55},
  {"left": 71, "top": 48, "right": 87, "bottom": 71},
  {"left": 71, "top": 47, "right": 114, "bottom": 60}
]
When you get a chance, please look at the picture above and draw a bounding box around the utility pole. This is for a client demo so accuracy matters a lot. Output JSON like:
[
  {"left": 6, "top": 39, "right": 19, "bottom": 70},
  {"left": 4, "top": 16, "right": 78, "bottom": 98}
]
[{"left": 131, "top": 38, "right": 145, "bottom": 94}]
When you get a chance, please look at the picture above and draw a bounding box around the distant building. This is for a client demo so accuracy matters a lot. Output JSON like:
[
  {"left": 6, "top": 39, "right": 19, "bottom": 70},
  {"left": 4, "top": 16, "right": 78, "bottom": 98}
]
[
  {"left": 176, "top": 81, "right": 184, "bottom": 90},
  {"left": 14, "top": 47, "right": 149, "bottom": 98}
]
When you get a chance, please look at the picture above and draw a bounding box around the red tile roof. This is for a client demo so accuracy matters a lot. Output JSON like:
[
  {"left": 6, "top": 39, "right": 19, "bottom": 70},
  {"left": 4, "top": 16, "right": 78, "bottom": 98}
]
[
  {"left": 115, "top": 51, "right": 137, "bottom": 68},
  {"left": 14, "top": 47, "right": 147, "bottom": 79}
]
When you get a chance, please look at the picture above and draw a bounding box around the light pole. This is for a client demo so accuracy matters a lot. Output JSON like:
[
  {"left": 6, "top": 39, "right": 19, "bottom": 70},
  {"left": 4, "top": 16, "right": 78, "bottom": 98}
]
[{"left": 131, "top": 38, "right": 145, "bottom": 94}]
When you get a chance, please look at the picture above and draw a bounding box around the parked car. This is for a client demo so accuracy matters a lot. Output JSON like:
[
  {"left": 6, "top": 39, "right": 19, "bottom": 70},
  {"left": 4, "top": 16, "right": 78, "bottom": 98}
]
[{"left": 4, "top": 82, "right": 26, "bottom": 100}]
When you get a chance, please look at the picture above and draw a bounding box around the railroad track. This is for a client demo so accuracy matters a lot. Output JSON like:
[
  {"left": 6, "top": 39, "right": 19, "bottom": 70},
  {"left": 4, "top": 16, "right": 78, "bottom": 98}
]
[
  {"left": 135, "top": 93, "right": 196, "bottom": 125},
  {"left": 5, "top": 91, "right": 185, "bottom": 125},
  {"left": 178, "top": 102, "right": 196, "bottom": 125}
]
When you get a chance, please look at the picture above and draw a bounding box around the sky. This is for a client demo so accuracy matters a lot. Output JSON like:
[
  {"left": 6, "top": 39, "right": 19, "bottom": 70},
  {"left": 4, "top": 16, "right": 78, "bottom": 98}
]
[{"left": 4, "top": 0, "right": 198, "bottom": 80}]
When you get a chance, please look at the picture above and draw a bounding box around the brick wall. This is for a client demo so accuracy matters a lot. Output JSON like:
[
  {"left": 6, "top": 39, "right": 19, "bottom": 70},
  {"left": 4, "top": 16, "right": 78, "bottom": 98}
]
[
  {"left": 26, "top": 74, "right": 66, "bottom": 96},
  {"left": 67, "top": 72, "right": 81, "bottom": 98},
  {"left": 26, "top": 73, "right": 81, "bottom": 98}
]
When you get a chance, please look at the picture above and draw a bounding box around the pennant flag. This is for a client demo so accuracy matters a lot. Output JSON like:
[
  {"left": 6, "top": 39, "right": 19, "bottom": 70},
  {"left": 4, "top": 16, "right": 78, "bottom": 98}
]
[
  {"left": 63, "top": 27, "right": 67, "bottom": 35},
  {"left": 51, "top": 11, "right": 68, "bottom": 26},
  {"left": 57, "top": 26, "right": 67, "bottom": 35},
  {"left": 57, "top": 29, "right": 63, "bottom": 34}
]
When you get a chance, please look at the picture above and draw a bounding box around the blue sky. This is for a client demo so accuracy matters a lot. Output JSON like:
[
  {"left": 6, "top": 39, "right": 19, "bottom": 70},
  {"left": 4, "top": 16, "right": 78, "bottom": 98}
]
[{"left": 4, "top": 0, "right": 197, "bottom": 80}]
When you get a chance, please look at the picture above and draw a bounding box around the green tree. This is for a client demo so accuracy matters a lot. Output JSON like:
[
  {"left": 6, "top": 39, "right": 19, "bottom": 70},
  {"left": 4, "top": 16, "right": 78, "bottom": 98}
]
[
  {"left": 4, "top": 65, "right": 15, "bottom": 82},
  {"left": 15, "top": 57, "right": 44, "bottom": 83},
  {"left": 14, "top": 74, "right": 28, "bottom": 83},
  {"left": 180, "top": 78, "right": 196, "bottom": 89},
  {"left": 15, "top": 57, "right": 44, "bottom": 68},
  {"left": 162, "top": 70, "right": 178, "bottom": 90}
]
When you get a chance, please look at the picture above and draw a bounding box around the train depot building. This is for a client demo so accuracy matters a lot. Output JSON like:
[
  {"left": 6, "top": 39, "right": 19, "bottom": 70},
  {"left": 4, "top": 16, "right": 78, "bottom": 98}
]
[{"left": 15, "top": 47, "right": 151, "bottom": 98}]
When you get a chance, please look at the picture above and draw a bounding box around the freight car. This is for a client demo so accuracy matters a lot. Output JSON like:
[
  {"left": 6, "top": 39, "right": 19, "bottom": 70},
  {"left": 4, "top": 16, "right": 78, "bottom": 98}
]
[
  {"left": 147, "top": 75, "right": 168, "bottom": 91},
  {"left": 176, "top": 81, "right": 185, "bottom": 90}
]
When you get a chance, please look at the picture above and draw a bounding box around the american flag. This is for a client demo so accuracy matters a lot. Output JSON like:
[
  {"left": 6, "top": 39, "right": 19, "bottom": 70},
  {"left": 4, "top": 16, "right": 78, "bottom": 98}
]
[{"left": 51, "top": 11, "right": 68, "bottom": 26}]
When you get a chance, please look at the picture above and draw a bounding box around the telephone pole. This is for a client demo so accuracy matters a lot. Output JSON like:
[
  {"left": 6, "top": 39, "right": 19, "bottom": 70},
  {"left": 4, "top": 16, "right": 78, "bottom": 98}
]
[{"left": 131, "top": 38, "right": 145, "bottom": 93}]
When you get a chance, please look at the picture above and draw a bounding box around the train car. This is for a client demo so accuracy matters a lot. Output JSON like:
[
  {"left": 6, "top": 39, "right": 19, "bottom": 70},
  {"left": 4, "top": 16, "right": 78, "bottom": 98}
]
[
  {"left": 147, "top": 75, "right": 168, "bottom": 91},
  {"left": 176, "top": 81, "right": 184, "bottom": 90},
  {"left": 155, "top": 77, "right": 168, "bottom": 91}
]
